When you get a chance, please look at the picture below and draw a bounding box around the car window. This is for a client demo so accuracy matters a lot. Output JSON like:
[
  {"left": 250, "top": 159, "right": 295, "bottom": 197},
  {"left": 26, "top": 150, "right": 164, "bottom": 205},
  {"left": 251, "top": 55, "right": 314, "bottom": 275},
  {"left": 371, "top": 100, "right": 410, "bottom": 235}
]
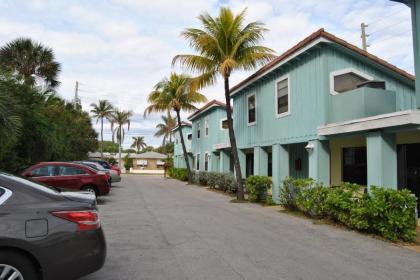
[
  {"left": 1, "top": 173, "right": 59, "bottom": 194},
  {"left": 84, "top": 163, "right": 99, "bottom": 170},
  {"left": 30, "top": 166, "right": 56, "bottom": 177},
  {"left": 58, "top": 166, "right": 87, "bottom": 176},
  {"left": 0, "top": 188, "right": 4, "bottom": 197}
]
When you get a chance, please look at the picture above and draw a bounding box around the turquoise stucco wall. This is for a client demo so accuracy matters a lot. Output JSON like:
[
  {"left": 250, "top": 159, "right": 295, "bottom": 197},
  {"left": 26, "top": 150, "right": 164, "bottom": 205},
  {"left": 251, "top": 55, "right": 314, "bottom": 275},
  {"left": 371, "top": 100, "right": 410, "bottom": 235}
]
[{"left": 190, "top": 106, "right": 229, "bottom": 171}]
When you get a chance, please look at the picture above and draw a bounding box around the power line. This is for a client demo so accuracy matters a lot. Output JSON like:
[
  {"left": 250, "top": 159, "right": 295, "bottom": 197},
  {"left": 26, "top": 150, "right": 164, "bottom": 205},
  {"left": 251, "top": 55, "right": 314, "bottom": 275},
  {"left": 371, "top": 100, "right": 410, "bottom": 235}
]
[
  {"left": 369, "top": 19, "right": 411, "bottom": 36},
  {"left": 367, "top": 7, "right": 407, "bottom": 27},
  {"left": 370, "top": 30, "right": 412, "bottom": 45}
]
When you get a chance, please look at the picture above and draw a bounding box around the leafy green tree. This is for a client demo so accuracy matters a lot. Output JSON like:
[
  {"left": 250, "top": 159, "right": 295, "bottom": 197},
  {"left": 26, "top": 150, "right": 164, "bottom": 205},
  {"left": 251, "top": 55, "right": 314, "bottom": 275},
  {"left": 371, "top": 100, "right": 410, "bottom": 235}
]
[
  {"left": 123, "top": 153, "right": 133, "bottom": 172},
  {"left": 110, "top": 109, "right": 133, "bottom": 169},
  {"left": 90, "top": 100, "right": 114, "bottom": 159},
  {"left": 173, "top": 8, "right": 275, "bottom": 199},
  {"left": 144, "top": 73, "right": 207, "bottom": 183},
  {"left": 0, "top": 38, "right": 61, "bottom": 88},
  {"left": 100, "top": 141, "right": 119, "bottom": 153},
  {"left": 131, "top": 136, "right": 147, "bottom": 153},
  {"left": 154, "top": 112, "right": 176, "bottom": 145}
]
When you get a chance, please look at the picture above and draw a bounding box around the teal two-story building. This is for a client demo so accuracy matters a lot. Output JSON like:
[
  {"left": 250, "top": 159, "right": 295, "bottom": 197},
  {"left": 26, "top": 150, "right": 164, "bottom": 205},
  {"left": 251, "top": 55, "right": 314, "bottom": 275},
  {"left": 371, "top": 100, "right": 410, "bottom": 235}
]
[
  {"left": 174, "top": 28, "right": 420, "bottom": 207},
  {"left": 173, "top": 122, "right": 192, "bottom": 169}
]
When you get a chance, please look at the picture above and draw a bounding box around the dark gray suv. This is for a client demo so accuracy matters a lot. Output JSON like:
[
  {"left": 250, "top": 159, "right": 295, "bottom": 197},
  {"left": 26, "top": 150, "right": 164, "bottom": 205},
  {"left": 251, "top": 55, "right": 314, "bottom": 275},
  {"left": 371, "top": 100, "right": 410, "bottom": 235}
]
[{"left": 0, "top": 172, "right": 106, "bottom": 280}]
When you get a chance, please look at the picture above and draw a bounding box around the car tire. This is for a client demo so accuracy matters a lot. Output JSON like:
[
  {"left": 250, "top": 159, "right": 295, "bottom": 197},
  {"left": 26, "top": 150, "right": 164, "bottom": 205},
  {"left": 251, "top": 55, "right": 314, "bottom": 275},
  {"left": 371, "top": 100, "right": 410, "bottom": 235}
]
[
  {"left": 0, "top": 250, "right": 39, "bottom": 280},
  {"left": 82, "top": 185, "right": 98, "bottom": 197}
]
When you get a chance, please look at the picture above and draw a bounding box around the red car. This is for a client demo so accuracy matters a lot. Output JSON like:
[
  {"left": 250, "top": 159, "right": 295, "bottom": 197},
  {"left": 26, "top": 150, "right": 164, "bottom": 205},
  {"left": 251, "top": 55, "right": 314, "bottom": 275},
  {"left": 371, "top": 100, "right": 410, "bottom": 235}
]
[{"left": 22, "top": 162, "right": 111, "bottom": 196}]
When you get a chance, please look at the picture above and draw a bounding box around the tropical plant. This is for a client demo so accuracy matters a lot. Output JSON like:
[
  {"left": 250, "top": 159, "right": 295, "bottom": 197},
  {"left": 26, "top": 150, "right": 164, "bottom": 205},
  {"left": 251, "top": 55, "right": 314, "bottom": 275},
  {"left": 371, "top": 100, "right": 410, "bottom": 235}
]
[
  {"left": 110, "top": 109, "right": 133, "bottom": 168},
  {"left": 131, "top": 136, "right": 147, "bottom": 153},
  {"left": 154, "top": 112, "right": 176, "bottom": 145},
  {"left": 0, "top": 86, "right": 21, "bottom": 146},
  {"left": 173, "top": 7, "right": 275, "bottom": 199},
  {"left": 0, "top": 38, "right": 61, "bottom": 88},
  {"left": 90, "top": 100, "right": 114, "bottom": 159},
  {"left": 144, "top": 73, "right": 207, "bottom": 183}
]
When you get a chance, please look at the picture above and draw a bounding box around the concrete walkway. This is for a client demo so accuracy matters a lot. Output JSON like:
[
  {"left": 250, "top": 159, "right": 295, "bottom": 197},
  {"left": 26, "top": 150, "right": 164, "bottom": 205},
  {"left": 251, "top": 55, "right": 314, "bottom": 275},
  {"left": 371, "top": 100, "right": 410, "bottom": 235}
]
[{"left": 82, "top": 175, "right": 420, "bottom": 280}]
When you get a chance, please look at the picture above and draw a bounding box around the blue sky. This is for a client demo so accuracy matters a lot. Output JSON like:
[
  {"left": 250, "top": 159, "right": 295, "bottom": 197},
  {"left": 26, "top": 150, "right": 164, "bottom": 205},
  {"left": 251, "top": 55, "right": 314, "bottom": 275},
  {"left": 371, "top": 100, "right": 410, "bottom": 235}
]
[{"left": 0, "top": 0, "right": 414, "bottom": 148}]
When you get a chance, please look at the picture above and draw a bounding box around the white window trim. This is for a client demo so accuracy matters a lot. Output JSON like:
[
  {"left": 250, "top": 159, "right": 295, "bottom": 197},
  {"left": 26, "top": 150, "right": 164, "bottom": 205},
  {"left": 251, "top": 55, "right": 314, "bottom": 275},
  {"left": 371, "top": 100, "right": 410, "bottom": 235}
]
[
  {"left": 330, "top": 68, "right": 374, "bottom": 95},
  {"left": 196, "top": 122, "right": 201, "bottom": 139},
  {"left": 205, "top": 117, "right": 209, "bottom": 137},
  {"left": 275, "top": 74, "right": 291, "bottom": 118},
  {"left": 247, "top": 92, "right": 257, "bottom": 126}
]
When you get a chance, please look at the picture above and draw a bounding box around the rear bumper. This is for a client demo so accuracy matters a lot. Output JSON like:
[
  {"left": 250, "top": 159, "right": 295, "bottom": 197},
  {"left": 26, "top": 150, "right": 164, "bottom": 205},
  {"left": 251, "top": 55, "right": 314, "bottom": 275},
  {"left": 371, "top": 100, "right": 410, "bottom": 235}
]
[
  {"left": 111, "top": 175, "right": 121, "bottom": 183},
  {"left": 43, "top": 228, "right": 107, "bottom": 280}
]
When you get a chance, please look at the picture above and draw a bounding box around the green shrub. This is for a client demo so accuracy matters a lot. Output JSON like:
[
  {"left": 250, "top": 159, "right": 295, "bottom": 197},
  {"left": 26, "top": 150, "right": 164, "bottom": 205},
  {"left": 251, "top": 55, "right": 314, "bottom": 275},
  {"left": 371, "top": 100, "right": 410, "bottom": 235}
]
[
  {"left": 367, "top": 186, "right": 417, "bottom": 242},
  {"left": 198, "top": 171, "right": 208, "bottom": 186},
  {"left": 168, "top": 168, "right": 188, "bottom": 181},
  {"left": 246, "top": 176, "right": 272, "bottom": 202},
  {"left": 279, "top": 178, "right": 418, "bottom": 242},
  {"left": 206, "top": 172, "right": 219, "bottom": 188},
  {"left": 265, "top": 194, "right": 277, "bottom": 206}
]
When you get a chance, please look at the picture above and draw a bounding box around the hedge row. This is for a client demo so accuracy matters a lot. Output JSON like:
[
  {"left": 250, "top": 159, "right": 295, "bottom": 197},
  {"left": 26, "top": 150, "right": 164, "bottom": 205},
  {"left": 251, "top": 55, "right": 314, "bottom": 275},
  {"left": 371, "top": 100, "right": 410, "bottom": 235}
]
[
  {"left": 280, "top": 177, "right": 418, "bottom": 242},
  {"left": 194, "top": 171, "right": 237, "bottom": 193},
  {"left": 168, "top": 168, "right": 188, "bottom": 181}
]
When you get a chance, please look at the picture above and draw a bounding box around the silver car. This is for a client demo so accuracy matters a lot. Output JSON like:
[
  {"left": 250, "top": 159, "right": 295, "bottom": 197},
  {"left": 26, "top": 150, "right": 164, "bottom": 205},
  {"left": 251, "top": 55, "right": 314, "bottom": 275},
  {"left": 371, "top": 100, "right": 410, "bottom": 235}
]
[{"left": 76, "top": 161, "right": 121, "bottom": 183}]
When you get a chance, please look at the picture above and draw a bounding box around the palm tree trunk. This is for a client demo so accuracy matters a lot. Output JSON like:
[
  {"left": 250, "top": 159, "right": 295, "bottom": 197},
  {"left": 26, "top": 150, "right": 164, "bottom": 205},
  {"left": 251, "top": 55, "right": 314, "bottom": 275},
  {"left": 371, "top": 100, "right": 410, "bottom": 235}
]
[
  {"left": 224, "top": 76, "right": 244, "bottom": 200},
  {"left": 100, "top": 117, "right": 104, "bottom": 159},
  {"left": 118, "top": 126, "right": 122, "bottom": 170},
  {"left": 175, "top": 109, "right": 193, "bottom": 184}
]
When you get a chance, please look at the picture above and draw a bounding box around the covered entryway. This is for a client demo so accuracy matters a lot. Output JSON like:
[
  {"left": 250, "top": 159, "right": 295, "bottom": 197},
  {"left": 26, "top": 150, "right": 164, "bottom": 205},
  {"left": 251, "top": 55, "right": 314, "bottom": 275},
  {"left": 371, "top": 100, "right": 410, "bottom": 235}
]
[{"left": 398, "top": 143, "right": 420, "bottom": 216}]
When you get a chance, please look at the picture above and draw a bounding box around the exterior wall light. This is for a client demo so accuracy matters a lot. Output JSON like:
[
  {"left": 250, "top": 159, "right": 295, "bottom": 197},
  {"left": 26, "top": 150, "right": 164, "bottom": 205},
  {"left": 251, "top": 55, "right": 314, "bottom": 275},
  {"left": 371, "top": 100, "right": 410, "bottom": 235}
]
[{"left": 305, "top": 142, "right": 314, "bottom": 152}]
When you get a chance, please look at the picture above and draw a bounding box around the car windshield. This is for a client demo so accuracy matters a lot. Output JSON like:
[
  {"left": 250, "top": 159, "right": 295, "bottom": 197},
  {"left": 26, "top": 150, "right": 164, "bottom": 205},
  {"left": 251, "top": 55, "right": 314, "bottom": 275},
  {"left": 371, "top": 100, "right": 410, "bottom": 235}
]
[{"left": 1, "top": 172, "right": 60, "bottom": 194}]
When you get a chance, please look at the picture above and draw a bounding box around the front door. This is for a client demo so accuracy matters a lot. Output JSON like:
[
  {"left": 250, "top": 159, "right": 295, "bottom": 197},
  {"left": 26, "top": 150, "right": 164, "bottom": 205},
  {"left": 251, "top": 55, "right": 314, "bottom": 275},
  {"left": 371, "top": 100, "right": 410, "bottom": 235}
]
[{"left": 398, "top": 144, "right": 420, "bottom": 216}]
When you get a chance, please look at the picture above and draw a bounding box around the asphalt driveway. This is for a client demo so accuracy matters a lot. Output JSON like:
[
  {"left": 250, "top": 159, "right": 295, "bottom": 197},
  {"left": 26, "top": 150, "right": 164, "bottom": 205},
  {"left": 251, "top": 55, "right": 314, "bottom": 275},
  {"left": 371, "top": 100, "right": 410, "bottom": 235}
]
[{"left": 82, "top": 175, "right": 420, "bottom": 280}]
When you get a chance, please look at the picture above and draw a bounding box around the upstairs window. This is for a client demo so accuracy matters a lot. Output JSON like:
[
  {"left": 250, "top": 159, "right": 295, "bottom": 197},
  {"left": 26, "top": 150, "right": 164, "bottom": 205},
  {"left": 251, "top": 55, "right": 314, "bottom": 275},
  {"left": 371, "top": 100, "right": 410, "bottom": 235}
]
[
  {"left": 197, "top": 122, "right": 201, "bottom": 139},
  {"left": 331, "top": 68, "right": 373, "bottom": 95},
  {"left": 276, "top": 76, "right": 289, "bottom": 117},
  {"left": 187, "top": 133, "right": 192, "bottom": 141},
  {"left": 205, "top": 118, "right": 209, "bottom": 136},
  {"left": 221, "top": 118, "right": 229, "bottom": 130},
  {"left": 247, "top": 93, "right": 256, "bottom": 125}
]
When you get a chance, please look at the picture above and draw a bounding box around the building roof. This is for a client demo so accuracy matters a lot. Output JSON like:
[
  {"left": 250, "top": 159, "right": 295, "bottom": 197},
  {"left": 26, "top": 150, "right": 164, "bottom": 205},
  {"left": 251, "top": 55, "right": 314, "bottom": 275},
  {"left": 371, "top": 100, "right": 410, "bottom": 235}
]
[
  {"left": 130, "top": 151, "right": 167, "bottom": 159},
  {"left": 230, "top": 28, "right": 415, "bottom": 95},
  {"left": 187, "top": 99, "right": 226, "bottom": 121},
  {"left": 171, "top": 121, "right": 192, "bottom": 132}
]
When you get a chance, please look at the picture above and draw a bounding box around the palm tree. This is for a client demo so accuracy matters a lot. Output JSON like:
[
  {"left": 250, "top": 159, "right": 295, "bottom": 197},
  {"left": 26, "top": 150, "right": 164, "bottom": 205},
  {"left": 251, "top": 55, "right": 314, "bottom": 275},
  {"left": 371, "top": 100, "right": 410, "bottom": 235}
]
[
  {"left": 110, "top": 109, "right": 133, "bottom": 169},
  {"left": 0, "top": 38, "right": 61, "bottom": 88},
  {"left": 173, "top": 7, "right": 275, "bottom": 200},
  {"left": 90, "top": 100, "right": 114, "bottom": 159},
  {"left": 144, "top": 73, "right": 207, "bottom": 183},
  {"left": 131, "top": 136, "right": 147, "bottom": 153},
  {"left": 0, "top": 90, "right": 21, "bottom": 146},
  {"left": 154, "top": 112, "right": 176, "bottom": 145}
]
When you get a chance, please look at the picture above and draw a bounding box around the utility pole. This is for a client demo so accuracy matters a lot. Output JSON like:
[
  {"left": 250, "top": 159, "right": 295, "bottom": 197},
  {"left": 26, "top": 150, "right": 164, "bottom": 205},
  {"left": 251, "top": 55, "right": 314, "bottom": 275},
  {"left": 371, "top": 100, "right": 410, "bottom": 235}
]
[
  {"left": 74, "top": 81, "right": 79, "bottom": 109},
  {"left": 361, "top": 22, "right": 369, "bottom": 52}
]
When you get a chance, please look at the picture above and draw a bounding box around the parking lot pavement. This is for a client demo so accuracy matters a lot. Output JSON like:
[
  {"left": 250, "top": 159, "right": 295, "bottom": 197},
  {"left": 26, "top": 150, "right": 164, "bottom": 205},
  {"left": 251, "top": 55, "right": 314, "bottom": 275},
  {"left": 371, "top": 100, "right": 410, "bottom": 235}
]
[{"left": 81, "top": 175, "right": 420, "bottom": 280}]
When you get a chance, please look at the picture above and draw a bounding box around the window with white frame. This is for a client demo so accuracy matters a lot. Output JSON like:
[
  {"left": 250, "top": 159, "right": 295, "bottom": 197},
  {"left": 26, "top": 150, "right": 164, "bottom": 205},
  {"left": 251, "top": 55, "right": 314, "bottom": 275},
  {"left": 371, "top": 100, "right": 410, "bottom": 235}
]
[
  {"left": 247, "top": 93, "right": 256, "bottom": 125},
  {"left": 220, "top": 118, "right": 229, "bottom": 130},
  {"left": 137, "top": 159, "right": 148, "bottom": 167},
  {"left": 196, "top": 154, "right": 200, "bottom": 170},
  {"left": 276, "top": 76, "right": 289, "bottom": 116},
  {"left": 330, "top": 68, "right": 373, "bottom": 95},
  {"left": 205, "top": 118, "right": 209, "bottom": 136},
  {"left": 197, "top": 122, "right": 201, "bottom": 139},
  {"left": 157, "top": 160, "right": 165, "bottom": 166},
  {"left": 204, "top": 153, "right": 209, "bottom": 171}
]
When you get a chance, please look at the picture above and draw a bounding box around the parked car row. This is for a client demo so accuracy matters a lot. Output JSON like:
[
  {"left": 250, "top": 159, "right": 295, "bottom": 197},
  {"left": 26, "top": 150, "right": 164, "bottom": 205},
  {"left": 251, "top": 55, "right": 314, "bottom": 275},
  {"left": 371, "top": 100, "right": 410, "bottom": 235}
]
[{"left": 0, "top": 159, "right": 119, "bottom": 279}]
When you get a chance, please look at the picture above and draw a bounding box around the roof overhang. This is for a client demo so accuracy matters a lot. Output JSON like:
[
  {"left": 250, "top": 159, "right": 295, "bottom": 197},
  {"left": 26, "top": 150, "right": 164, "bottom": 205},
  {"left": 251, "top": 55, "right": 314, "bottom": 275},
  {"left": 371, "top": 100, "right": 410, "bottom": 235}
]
[
  {"left": 188, "top": 100, "right": 226, "bottom": 121},
  {"left": 318, "top": 110, "right": 420, "bottom": 136}
]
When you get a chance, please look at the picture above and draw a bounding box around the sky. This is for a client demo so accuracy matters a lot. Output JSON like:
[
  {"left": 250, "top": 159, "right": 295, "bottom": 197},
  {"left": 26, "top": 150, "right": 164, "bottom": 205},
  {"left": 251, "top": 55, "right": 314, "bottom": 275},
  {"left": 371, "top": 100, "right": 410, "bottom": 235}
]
[{"left": 0, "top": 0, "right": 414, "bottom": 148}]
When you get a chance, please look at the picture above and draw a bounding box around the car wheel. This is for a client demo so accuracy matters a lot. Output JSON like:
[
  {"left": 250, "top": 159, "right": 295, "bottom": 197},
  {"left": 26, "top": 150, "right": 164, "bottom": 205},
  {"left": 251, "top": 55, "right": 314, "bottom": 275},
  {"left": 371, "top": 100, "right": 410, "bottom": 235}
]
[
  {"left": 0, "top": 250, "right": 38, "bottom": 280},
  {"left": 82, "top": 185, "right": 98, "bottom": 197}
]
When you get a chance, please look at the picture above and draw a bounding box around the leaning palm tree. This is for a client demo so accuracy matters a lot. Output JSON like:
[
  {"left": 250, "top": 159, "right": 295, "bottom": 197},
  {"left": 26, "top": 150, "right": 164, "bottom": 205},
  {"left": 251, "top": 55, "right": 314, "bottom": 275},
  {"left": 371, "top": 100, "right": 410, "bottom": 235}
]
[
  {"left": 154, "top": 112, "right": 176, "bottom": 145},
  {"left": 173, "top": 7, "right": 275, "bottom": 200},
  {"left": 144, "top": 73, "right": 207, "bottom": 183},
  {"left": 90, "top": 100, "right": 114, "bottom": 159},
  {"left": 0, "top": 38, "right": 61, "bottom": 88},
  {"left": 131, "top": 136, "right": 147, "bottom": 153},
  {"left": 110, "top": 109, "right": 133, "bottom": 169}
]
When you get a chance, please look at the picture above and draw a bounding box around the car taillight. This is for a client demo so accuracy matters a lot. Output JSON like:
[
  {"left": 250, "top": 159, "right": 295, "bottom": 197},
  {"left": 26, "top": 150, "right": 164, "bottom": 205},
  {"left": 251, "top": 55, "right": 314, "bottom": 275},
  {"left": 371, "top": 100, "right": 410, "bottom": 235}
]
[{"left": 53, "top": 210, "right": 100, "bottom": 231}]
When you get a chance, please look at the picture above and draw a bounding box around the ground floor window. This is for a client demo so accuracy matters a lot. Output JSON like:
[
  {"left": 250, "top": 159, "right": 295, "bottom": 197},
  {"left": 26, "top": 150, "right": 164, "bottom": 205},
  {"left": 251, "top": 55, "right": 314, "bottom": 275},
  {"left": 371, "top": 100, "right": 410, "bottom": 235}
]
[
  {"left": 246, "top": 153, "right": 254, "bottom": 177},
  {"left": 342, "top": 147, "right": 367, "bottom": 185},
  {"left": 204, "top": 153, "right": 209, "bottom": 171},
  {"left": 196, "top": 154, "right": 200, "bottom": 171}
]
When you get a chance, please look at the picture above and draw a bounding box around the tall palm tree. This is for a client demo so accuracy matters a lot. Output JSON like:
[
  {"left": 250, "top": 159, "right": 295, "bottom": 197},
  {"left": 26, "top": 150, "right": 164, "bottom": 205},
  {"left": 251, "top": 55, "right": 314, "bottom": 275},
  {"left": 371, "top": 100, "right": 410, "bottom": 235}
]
[
  {"left": 131, "top": 136, "right": 147, "bottom": 153},
  {"left": 0, "top": 90, "right": 21, "bottom": 146},
  {"left": 90, "top": 100, "right": 114, "bottom": 159},
  {"left": 173, "top": 7, "right": 275, "bottom": 200},
  {"left": 110, "top": 109, "right": 133, "bottom": 169},
  {"left": 154, "top": 112, "right": 176, "bottom": 145},
  {"left": 144, "top": 73, "right": 207, "bottom": 183},
  {"left": 0, "top": 38, "right": 61, "bottom": 88}
]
